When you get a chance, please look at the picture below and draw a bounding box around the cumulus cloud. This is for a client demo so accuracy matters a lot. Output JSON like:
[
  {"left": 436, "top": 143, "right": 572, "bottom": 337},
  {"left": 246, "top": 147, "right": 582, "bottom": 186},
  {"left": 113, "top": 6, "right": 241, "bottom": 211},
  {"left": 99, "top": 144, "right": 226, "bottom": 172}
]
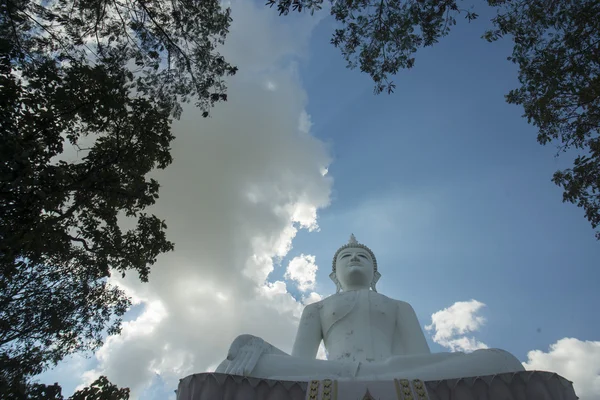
[
  {"left": 426, "top": 302, "right": 599, "bottom": 399},
  {"left": 523, "top": 338, "right": 600, "bottom": 400},
  {"left": 285, "top": 254, "right": 318, "bottom": 292},
  {"left": 425, "top": 300, "right": 489, "bottom": 352},
  {"left": 302, "top": 291, "right": 323, "bottom": 305},
  {"left": 72, "top": 1, "right": 332, "bottom": 397}
]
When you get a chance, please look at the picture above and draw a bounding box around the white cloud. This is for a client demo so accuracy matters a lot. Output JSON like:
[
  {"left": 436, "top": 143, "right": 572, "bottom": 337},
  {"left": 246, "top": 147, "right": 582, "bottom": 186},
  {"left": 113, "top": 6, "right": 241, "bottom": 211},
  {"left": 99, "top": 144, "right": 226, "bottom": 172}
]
[
  {"left": 523, "top": 338, "right": 600, "bottom": 400},
  {"left": 427, "top": 303, "right": 599, "bottom": 399},
  {"left": 265, "top": 80, "right": 277, "bottom": 91},
  {"left": 285, "top": 254, "right": 318, "bottom": 292},
  {"left": 298, "top": 110, "right": 313, "bottom": 135},
  {"left": 316, "top": 344, "right": 328, "bottom": 361},
  {"left": 302, "top": 291, "right": 323, "bottom": 305},
  {"left": 425, "top": 300, "right": 489, "bottom": 352},
  {"left": 65, "top": 1, "right": 332, "bottom": 397}
]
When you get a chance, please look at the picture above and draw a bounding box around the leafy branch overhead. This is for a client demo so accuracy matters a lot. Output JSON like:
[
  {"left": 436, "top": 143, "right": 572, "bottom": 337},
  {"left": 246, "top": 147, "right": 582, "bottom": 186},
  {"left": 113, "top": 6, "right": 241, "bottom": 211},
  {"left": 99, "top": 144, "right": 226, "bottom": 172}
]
[
  {"left": 13, "top": 375, "right": 129, "bottom": 399},
  {"left": 1, "top": 0, "right": 236, "bottom": 394},
  {"left": 267, "top": 0, "right": 478, "bottom": 94},
  {"left": 268, "top": 0, "right": 600, "bottom": 240}
]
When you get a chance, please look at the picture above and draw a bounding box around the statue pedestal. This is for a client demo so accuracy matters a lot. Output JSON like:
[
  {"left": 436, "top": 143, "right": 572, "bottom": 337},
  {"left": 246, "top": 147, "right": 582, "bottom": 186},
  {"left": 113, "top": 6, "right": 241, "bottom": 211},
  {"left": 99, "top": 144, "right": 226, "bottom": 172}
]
[{"left": 175, "top": 371, "right": 578, "bottom": 400}]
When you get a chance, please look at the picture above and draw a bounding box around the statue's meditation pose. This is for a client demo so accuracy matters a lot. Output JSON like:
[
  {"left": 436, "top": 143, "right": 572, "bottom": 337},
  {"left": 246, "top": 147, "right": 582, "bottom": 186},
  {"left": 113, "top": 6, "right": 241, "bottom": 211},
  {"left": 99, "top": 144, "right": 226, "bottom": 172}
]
[{"left": 216, "top": 235, "right": 525, "bottom": 381}]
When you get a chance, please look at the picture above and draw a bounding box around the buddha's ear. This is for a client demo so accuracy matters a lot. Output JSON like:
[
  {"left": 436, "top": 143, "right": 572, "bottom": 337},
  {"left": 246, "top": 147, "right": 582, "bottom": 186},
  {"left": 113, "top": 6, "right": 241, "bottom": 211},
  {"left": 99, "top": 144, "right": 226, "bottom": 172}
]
[
  {"left": 371, "top": 271, "right": 381, "bottom": 292},
  {"left": 329, "top": 271, "right": 342, "bottom": 293}
]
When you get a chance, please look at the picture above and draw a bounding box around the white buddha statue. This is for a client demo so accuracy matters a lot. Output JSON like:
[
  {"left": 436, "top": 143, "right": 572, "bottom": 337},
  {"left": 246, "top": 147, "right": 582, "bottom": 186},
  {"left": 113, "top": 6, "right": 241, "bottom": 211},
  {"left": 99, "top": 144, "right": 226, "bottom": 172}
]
[{"left": 216, "top": 235, "right": 525, "bottom": 381}]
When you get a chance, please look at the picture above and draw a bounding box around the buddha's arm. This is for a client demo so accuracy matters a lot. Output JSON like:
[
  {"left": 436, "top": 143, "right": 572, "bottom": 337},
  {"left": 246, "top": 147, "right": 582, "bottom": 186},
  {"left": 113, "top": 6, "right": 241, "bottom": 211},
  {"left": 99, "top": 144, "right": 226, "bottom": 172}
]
[
  {"left": 392, "top": 301, "right": 431, "bottom": 355},
  {"left": 291, "top": 303, "right": 322, "bottom": 359}
]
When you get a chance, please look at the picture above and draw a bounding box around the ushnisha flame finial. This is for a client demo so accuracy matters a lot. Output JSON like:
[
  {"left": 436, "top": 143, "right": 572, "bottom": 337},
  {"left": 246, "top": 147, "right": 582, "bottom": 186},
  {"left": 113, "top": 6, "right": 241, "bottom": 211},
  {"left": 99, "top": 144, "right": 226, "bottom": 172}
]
[{"left": 349, "top": 233, "right": 358, "bottom": 245}]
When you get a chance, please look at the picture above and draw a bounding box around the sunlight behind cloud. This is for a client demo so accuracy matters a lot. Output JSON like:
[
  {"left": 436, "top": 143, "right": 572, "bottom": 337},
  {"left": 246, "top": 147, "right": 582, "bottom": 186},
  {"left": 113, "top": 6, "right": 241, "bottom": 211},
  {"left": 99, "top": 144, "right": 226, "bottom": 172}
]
[{"left": 71, "top": 1, "right": 332, "bottom": 397}]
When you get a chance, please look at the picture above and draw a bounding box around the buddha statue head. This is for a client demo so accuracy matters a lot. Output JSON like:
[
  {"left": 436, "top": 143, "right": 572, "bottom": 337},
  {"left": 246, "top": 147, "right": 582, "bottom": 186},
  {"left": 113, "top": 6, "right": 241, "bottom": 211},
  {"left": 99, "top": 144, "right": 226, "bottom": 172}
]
[{"left": 330, "top": 234, "right": 381, "bottom": 293}]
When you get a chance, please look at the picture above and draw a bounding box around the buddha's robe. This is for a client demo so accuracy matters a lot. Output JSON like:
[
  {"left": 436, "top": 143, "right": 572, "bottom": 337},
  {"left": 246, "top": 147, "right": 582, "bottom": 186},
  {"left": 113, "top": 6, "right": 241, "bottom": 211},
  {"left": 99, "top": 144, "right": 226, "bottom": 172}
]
[{"left": 217, "top": 289, "right": 524, "bottom": 381}]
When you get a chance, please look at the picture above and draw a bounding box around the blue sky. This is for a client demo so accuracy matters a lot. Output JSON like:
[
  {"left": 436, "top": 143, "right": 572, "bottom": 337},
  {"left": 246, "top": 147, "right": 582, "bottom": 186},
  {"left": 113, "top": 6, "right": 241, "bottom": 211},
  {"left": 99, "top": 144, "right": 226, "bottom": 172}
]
[
  {"left": 281, "top": 2, "right": 600, "bottom": 361},
  {"left": 36, "top": 1, "right": 599, "bottom": 399},
  {"left": 277, "top": 2, "right": 600, "bottom": 395}
]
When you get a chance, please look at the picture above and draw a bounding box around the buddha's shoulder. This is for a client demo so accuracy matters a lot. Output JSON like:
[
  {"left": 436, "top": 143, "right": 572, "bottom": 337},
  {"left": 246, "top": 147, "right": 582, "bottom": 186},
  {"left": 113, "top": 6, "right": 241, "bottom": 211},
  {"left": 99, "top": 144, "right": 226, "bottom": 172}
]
[
  {"left": 375, "top": 293, "right": 413, "bottom": 309},
  {"left": 307, "top": 294, "right": 335, "bottom": 310},
  {"left": 379, "top": 294, "right": 410, "bottom": 307},
  {"left": 307, "top": 291, "right": 353, "bottom": 310},
  {"left": 310, "top": 291, "right": 411, "bottom": 308}
]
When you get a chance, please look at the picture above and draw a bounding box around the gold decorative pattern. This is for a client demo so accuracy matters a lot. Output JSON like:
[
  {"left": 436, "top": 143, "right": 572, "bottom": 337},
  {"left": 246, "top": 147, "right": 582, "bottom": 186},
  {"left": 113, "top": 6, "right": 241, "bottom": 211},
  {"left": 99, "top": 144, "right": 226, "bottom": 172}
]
[
  {"left": 412, "top": 379, "right": 428, "bottom": 400},
  {"left": 322, "top": 379, "right": 332, "bottom": 400},
  {"left": 306, "top": 379, "right": 338, "bottom": 400},
  {"left": 304, "top": 378, "right": 429, "bottom": 400},
  {"left": 393, "top": 378, "right": 429, "bottom": 400},
  {"left": 309, "top": 380, "right": 319, "bottom": 400}
]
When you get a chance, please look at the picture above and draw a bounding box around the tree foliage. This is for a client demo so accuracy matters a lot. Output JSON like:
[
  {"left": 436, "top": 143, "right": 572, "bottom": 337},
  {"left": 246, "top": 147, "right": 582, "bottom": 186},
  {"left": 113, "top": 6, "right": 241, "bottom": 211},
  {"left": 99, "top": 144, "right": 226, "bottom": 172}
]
[
  {"left": 486, "top": 0, "right": 600, "bottom": 239},
  {"left": 2, "top": 375, "right": 129, "bottom": 399},
  {"left": 267, "top": 0, "right": 479, "bottom": 94},
  {"left": 69, "top": 375, "right": 129, "bottom": 400},
  {"left": 268, "top": 0, "right": 600, "bottom": 240},
  {"left": 0, "top": 0, "right": 236, "bottom": 393}
]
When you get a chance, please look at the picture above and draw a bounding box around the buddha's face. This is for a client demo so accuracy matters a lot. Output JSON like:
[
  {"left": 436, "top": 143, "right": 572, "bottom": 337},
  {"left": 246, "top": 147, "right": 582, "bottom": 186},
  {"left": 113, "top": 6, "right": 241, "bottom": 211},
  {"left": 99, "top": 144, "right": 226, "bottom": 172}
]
[{"left": 335, "top": 247, "right": 375, "bottom": 291}]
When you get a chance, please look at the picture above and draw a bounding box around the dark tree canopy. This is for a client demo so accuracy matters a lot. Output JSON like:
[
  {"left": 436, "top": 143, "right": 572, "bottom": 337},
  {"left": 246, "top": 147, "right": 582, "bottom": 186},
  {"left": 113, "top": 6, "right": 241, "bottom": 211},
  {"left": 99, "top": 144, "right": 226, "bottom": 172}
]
[
  {"left": 268, "top": 0, "right": 600, "bottom": 240},
  {"left": 487, "top": 0, "right": 600, "bottom": 240},
  {"left": 69, "top": 375, "right": 129, "bottom": 400},
  {"left": 5, "top": 375, "right": 129, "bottom": 400},
  {"left": 0, "top": 0, "right": 236, "bottom": 394}
]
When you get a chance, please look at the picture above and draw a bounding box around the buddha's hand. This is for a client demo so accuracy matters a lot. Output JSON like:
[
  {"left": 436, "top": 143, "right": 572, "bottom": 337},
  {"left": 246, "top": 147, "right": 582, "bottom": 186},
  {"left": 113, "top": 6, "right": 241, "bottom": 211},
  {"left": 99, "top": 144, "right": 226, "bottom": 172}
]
[{"left": 224, "top": 334, "right": 269, "bottom": 377}]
